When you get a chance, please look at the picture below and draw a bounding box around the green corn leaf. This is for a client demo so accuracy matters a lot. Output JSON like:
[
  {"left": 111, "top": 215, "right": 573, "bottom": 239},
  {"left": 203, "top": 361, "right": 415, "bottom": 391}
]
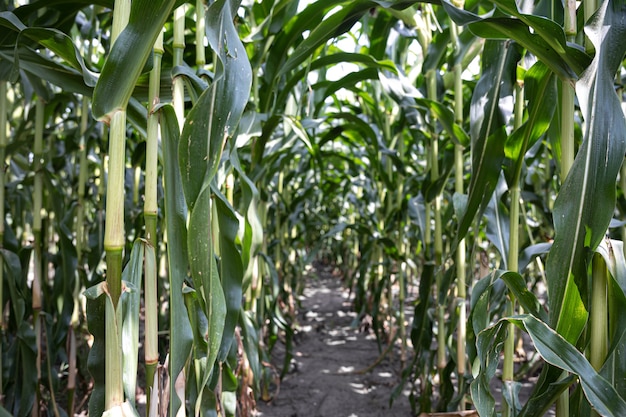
[
  {"left": 546, "top": 0, "right": 626, "bottom": 343},
  {"left": 490, "top": 0, "right": 591, "bottom": 76},
  {"left": 498, "top": 270, "right": 548, "bottom": 321},
  {"left": 471, "top": 320, "right": 506, "bottom": 417},
  {"left": 159, "top": 105, "right": 193, "bottom": 416},
  {"left": 513, "top": 314, "right": 626, "bottom": 416},
  {"left": 85, "top": 282, "right": 107, "bottom": 417},
  {"left": 518, "top": 242, "right": 551, "bottom": 273},
  {"left": 229, "top": 149, "right": 263, "bottom": 289},
  {"left": 456, "top": 40, "right": 519, "bottom": 243},
  {"left": 414, "top": 98, "right": 470, "bottom": 147},
  {"left": 171, "top": 65, "right": 209, "bottom": 104},
  {"left": 121, "top": 240, "right": 147, "bottom": 407},
  {"left": 468, "top": 18, "right": 585, "bottom": 83},
  {"left": 92, "top": 0, "right": 176, "bottom": 121},
  {"left": 0, "top": 47, "right": 91, "bottom": 95},
  {"left": 263, "top": 0, "right": 346, "bottom": 85},
  {"left": 504, "top": 61, "right": 557, "bottom": 177},
  {"left": 441, "top": 0, "right": 495, "bottom": 26},
  {"left": 19, "top": 27, "right": 97, "bottom": 86},
  {"left": 0, "top": 249, "right": 26, "bottom": 324},
  {"left": 484, "top": 175, "right": 510, "bottom": 268},
  {"left": 179, "top": 0, "right": 252, "bottom": 209},
  {"left": 278, "top": 2, "right": 375, "bottom": 78},
  {"left": 213, "top": 188, "right": 244, "bottom": 362}
]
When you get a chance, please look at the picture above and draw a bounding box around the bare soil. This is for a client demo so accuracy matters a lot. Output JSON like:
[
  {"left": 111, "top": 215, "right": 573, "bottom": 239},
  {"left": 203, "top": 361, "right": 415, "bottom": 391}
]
[{"left": 255, "top": 266, "right": 414, "bottom": 417}]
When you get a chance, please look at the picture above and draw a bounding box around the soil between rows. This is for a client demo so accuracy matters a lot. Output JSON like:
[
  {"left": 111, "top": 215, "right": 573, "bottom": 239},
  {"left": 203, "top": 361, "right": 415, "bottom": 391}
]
[{"left": 255, "top": 266, "right": 413, "bottom": 417}]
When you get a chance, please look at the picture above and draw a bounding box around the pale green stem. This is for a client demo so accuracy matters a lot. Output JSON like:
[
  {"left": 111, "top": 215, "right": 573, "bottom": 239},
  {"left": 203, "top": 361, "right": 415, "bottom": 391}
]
[
  {"left": 105, "top": 297, "right": 124, "bottom": 408},
  {"left": 590, "top": 253, "right": 608, "bottom": 369},
  {"left": 195, "top": 0, "right": 206, "bottom": 66},
  {"left": 173, "top": 4, "right": 186, "bottom": 126},
  {"left": 275, "top": 170, "right": 285, "bottom": 272},
  {"left": 133, "top": 166, "right": 140, "bottom": 206},
  {"left": 0, "top": 81, "right": 6, "bottom": 402},
  {"left": 105, "top": 110, "right": 127, "bottom": 307},
  {"left": 502, "top": 82, "right": 524, "bottom": 417},
  {"left": 589, "top": 253, "right": 608, "bottom": 417},
  {"left": 32, "top": 97, "right": 45, "bottom": 417},
  {"left": 557, "top": 4, "right": 577, "bottom": 415},
  {"left": 67, "top": 327, "right": 77, "bottom": 415},
  {"left": 144, "top": 30, "right": 163, "bottom": 409},
  {"left": 584, "top": 0, "right": 597, "bottom": 54},
  {"left": 76, "top": 99, "right": 89, "bottom": 265},
  {"left": 104, "top": 0, "right": 130, "bottom": 408},
  {"left": 417, "top": 12, "right": 433, "bottom": 258},
  {"left": 451, "top": 13, "right": 467, "bottom": 401},
  {"left": 425, "top": 66, "right": 445, "bottom": 372},
  {"left": 560, "top": 84, "right": 575, "bottom": 181}
]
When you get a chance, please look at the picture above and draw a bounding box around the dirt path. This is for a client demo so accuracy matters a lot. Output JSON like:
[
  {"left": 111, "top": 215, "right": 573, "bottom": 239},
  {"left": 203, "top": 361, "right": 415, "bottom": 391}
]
[{"left": 255, "top": 266, "right": 413, "bottom": 417}]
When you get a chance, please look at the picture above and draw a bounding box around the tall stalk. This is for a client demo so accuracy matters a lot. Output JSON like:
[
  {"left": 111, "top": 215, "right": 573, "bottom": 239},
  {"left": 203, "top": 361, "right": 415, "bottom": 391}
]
[
  {"left": 556, "top": 2, "right": 577, "bottom": 415},
  {"left": 32, "top": 97, "right": 45, "bottom": 417},
  {"left": 450, "top": 3, "right": 466, "bottom": 405},
  {"left": 69, "top": 97, "right": 90, "bottom": 416},
  {"left": 589, "top": 252, "right": 608, "bottom": 417},
  {"left": 103, "top": 0, "right": 130, "bottom": 409},
  {"left": 173, "top": 4, "right": 186, "bottom": 126},
  {"left": 503, "top": 82, "right": 524, "bottom": 417},
  {"left": 144, "top": 30, "right": 164, "bottom": 409},
  {"left": 417, "top": 6, "right": 446, "bottom": 377},
  {"left": 195, "top": 0, "right": 206, "bottom": 67},
  {"left": 76, "top": 99, "right": 89, "bottom": 267},
  {"left": 0, "top": 82, "right": 6, "bottom": 404},
  {"left": 427, "top": 56, "right": 446, "bottom": 378}
]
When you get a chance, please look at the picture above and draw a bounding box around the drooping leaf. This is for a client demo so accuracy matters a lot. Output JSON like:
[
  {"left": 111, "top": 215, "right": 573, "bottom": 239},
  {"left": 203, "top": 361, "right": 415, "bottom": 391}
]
[
  {"left": 159, "top": 105, "right": 193, "bottom": 416},
  {"left": 514, "top": 314, "right": 626, "bottom": 416}
]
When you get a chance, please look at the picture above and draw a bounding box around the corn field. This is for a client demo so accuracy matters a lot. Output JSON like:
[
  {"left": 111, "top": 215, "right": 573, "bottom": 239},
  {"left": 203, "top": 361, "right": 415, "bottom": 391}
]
[{"left": 0, "top": 0, "right": 625, "bottom": 415}]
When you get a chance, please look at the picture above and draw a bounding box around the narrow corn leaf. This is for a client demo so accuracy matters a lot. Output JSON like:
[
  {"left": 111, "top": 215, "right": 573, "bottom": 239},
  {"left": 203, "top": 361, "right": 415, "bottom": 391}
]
[
  {"left": 504, "top": 61, "right": 556, "bottom": 165},
  {"left": 277, "top": 2, "right": 374, "bottom": 78},
  {"left": 456, "top": 40, "right": 518, "bottom": 243},
  {"left": 546, "top": 0, "right": 626, "bottom": 343},
  {"left": 179, "top": 0, "right": 252, "bottom": 208},
  {"left": 159, "top": 105, "right": 193, "bottom": 415},
  {"left": 229, "top": 149, "right": 263, "bottom": 287},
  {"left": 84, "top": 282, "right": 108, "bottom": 417},
  {"left": 121, "top": 240, "right": 147, "bottom": 407},
  {"left": 213, "top": 189, "right": 245, "bottom": 362},
  {"left": 484, "top": 175, "right": 509, "bottom": 268},
  {"left": 92, "top": 0, "right": 176, "bottom": 120}
]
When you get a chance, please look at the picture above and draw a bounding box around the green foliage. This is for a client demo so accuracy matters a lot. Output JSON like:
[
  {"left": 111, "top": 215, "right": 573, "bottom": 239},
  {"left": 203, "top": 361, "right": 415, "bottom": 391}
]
[{"left": 1, "top": 0, "right": 626, "bottom": 416}]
